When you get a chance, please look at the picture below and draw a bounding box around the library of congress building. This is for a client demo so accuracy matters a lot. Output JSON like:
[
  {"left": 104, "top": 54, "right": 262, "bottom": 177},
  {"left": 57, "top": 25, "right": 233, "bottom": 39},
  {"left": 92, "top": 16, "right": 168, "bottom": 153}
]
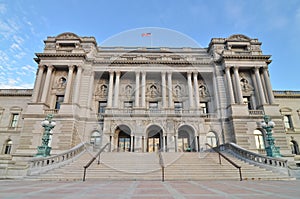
[{"left": 1, "top": 32, "right": 300, "bottom": 178}]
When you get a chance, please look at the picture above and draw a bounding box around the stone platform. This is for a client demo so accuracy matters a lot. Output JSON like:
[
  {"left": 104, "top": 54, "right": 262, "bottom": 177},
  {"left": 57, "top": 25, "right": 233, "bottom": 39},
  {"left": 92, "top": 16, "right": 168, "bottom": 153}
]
[{"left": 0, "top": 180, "right": 299, "bottom": 199}]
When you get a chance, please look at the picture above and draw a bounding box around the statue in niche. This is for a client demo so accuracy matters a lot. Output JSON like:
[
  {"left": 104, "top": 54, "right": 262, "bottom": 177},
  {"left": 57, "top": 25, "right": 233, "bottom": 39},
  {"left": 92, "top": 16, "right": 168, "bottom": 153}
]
[
  {"left": 240, "top": 77, "right": 253, "bottom": 92},
  {"left": 96, "top": 84, "right": 108, "bottom": 97},
  {"left": 125, "top": 84, "right": 133, "bottom": 96},
  {"left": 150, "top": 84, "right": 158, "bottom": 97},
  {"left": 56, "top": 77, "right": 66, "bottom": 89},
  {"left": 174, "top": 84, "right": 182, "bottom": 97},
  {"left": 199, "top": 84, "right": 209, "bottom": 97}
]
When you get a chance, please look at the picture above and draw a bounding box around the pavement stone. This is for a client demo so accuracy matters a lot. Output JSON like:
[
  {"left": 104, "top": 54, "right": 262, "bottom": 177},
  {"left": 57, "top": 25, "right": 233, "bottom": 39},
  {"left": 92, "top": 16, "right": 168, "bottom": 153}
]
[{"left": 0, "top": 180, "right": 299, "bottom": 199}]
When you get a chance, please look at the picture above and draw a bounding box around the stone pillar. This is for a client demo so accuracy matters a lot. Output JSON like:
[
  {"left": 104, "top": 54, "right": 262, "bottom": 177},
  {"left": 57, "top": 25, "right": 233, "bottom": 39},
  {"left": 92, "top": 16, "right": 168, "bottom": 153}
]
[
  {"left": 41, "top": 65, "right": 54, "bottom": 103},
  {"left": 174, "top": 135, "right": 178, "bottom": 152},
  {"left": 135, "top": 71, "right": 140, "bottom": 107},
  {"left": 113, "top": 71, "right": 120, "bottom": 108},
  {"left": 130, "top": 135, "right": 134, "bottom": 152},
  {"left": 107, "top": 71, "right": 114, "bottom": 108},
  {"left": 193, "top": 72, "right": 200, "bottom": 108},
  {"left": 87, "top": 71, "right": 94, "bottom": 108},
  {"left": 194, "top": 135, "right": 199, "bottom": 152},
  {"left": 225, "top": 67, "right": 236, "bottom": 104},
  {"left": 164, "top": 135, "right": 167, "bottom": 152},
  {"left": 263, "top": 68, "right": 275, "bottom": 104},
  {"left": 64, "top": 65, "right": 75, "bottom": 103},
  {"left": 161, "top": 72, "right": 167, "bottom": 108},
  {"left": 167, "top": 72, "right": 173, "bottom": 108},
  {"left": 32, "top": 65, "right": 45, "bottom": 102},
  {"left": 141, "top": 72, "right": 146, "bottom": 107},
  {"left": 254, "top": 67, "right": 266, "bottom": 105},
  {"left": 233, "top": 67, "right": 243, "bottom": 104},
  {"left": 74, "top": 66, "right": 82, "bottom": 104},
  {"left": 187, "top": 72, "right": 194, "bottom": 108}
]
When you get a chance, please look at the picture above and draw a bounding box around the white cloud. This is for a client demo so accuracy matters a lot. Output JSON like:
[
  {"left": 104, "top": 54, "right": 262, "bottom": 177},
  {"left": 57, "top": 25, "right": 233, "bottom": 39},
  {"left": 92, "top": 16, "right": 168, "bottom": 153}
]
[
  {"left": 14, "top": 52, "right": 26, "bottom": 59},
  {"left": 22, "top": 65, "right": 36, "bottom": 74}
]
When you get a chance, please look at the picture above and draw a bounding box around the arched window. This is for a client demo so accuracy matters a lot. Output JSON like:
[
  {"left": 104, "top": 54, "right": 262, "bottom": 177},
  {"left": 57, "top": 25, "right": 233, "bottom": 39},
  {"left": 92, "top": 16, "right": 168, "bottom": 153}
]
[
  {"left": 4, "top": 140, "right": 13, "bottom": 154},
  {"left": 90, "top": 131, "right": 102, "bottom": 147},
  {"left": 206, "top": 132, "right": 218, "bottom": 147},
  {"left": 254, "top": 130, "right": 265, "bottom": 149}
]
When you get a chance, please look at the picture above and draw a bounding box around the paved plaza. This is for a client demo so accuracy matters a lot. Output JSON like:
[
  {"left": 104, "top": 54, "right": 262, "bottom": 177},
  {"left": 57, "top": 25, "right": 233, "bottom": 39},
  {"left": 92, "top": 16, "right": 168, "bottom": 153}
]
[{"left": 0, "top": 180, "right": 299, "bottom": 199}]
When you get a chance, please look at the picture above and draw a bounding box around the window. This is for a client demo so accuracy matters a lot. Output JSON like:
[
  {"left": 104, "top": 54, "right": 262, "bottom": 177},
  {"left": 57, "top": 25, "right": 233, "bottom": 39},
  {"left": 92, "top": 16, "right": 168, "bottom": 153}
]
[
  {"left": 124, "top": 101, "right": 133, "bottom": 109},
  {"left": 254, "top": 130, "right": 265, "bottom": 150},
  {"left": 10, "top": 113, "right": 19, "bottom": 128},
  {"left": 283, "top": 115, "right": 293, "bottom": 130},
  {"left": 174, "top": 101, "right": 183, "bottom": 113},
  {"left": 243, "top": 96, "right": 252, "bottom": 110},
  {"left": 4, "top": 140, "right": 13, "bottom": 154},
  {"left": 149, "top": 102, "right": 158, "bottom": 109},
  {"left": 55, "top": 95, "right": 64, "bottom": 109},
  {"left": 200, "top": 102, "right": 208, "bottom": 114},
  {"left": 206, "top": 132, "right": 217, "bottom": 147},
  {"left": 98, "top": 101, "right": 107, "bottom": 114}
]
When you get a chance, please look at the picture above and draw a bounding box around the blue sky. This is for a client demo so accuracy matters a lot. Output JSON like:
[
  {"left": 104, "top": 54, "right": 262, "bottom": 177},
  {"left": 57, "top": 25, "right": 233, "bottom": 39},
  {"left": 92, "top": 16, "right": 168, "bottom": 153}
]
[{"left": 0, "top": 0, "right": 299, "bottom": 90}]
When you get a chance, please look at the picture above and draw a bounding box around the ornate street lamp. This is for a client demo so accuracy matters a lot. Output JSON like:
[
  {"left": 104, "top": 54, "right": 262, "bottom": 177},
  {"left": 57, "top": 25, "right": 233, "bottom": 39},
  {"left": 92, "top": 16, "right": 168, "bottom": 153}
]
[
  {"left": 261, "top": 115, "right": 281, "bottom": 157},
  {"left": 36, "top": 114, "right": 56, "bottom": 157}
]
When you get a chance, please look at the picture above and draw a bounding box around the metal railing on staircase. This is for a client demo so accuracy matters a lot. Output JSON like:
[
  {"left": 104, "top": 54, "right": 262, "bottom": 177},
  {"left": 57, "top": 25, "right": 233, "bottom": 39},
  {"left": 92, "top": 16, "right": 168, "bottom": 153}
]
[
  {"left": 82, "top": 143, "right": 110, "bottom": 181},
  {"left": 206, "top": 143, "right": 243, "bottom": 181}
]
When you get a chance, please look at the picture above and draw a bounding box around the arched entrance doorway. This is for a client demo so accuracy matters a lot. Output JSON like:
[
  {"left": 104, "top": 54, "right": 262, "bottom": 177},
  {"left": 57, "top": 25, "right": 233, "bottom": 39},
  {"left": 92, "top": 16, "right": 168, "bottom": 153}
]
[
  {"left": 115, "top": 125, "right": 131, "bottom": 152},
  {"left": 147, "top": 125, "right": 163, "bottom": 152},
  {"left": 177, "top": 125, "right": 196, "bottom": 152}
]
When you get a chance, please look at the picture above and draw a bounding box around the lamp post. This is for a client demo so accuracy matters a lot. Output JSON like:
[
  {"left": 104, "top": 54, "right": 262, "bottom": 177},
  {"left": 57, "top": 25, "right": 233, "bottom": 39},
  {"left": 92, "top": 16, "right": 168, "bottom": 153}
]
[
  {"left": 36, "top": 114, "right": 56, "bottom": 157},
  {"left": 261, "top": 115, "right": 281, "bottom": 157}
]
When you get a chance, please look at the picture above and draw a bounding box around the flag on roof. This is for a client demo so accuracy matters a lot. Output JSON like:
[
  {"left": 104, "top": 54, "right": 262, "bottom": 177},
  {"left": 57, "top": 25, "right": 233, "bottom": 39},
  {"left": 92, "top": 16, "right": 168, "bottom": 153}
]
[{"left": 141, "top": 33, "right": 152, "bottom": 37}]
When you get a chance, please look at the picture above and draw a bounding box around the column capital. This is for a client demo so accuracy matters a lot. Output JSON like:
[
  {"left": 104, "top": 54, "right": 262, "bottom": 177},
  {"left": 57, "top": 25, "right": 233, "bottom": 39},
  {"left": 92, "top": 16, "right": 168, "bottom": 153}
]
[
  {"left": 233, "top": 66, "right": 239, "bottom": 71},
  {"left": 68, "top": 65, "right": 75, "bottom": 71},
  {"left": 47, "top": 65, "right": 55, "bottom": 71},
  {"left": 167, "top": 71, "right": 172, "bottom": 75},
  {"left": 141, "top": 71, "right": 146, "bottom": 76},
  {"left": 109, "top": 70, "right": 114, "bottom": 75},
  {"left": 254, "top": 66, "right": 262, "bottom": 70},
  {"left": 115, "top": 70, "right": 121, "bottom": 76},
  {"left": 225, "top": 66, "right": 231, "bottom": 71},
  {"left": 38, "top": 64, "right": 45, "bottom": 70},
  {"left": 161, "top": 71, "right": 166, "bottom": 76},
  {"left": 135, "top": 71, "right": 140, "bottom": 75}
]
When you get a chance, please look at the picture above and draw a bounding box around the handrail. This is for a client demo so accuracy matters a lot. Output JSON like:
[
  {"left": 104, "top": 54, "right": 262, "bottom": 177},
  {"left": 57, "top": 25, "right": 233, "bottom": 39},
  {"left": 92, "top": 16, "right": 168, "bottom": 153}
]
[
  {"left": 158, "top": 150, "right": 165, "bottom": 182},
  {"left": 28, "top": 142, "right": 86, "bottom": 176},
  {"left": 222, "top": 142, "right": 288, "bottom": 170},
  {"left": 206, "top": 143, "right": 242, "bottom": 181},
  {"left": 83, "top": 143, "right": 110, "bottom": 181}
]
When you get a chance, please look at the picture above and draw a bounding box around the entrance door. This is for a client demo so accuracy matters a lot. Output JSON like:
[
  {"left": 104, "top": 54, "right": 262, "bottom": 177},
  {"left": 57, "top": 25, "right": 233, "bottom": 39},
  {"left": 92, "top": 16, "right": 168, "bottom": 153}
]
[
  {"left": 148, "top": 132, "right": 161, "bottom": 152},
  {"left": 118, "top": 131, "right": 131, "bottom": 152}
]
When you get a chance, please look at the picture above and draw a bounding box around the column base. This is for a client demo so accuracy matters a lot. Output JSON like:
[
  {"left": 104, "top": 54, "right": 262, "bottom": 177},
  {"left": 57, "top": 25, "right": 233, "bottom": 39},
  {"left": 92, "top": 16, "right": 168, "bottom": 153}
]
[{"left": 36, "top": 146, "right": 52, "bottom": 157}]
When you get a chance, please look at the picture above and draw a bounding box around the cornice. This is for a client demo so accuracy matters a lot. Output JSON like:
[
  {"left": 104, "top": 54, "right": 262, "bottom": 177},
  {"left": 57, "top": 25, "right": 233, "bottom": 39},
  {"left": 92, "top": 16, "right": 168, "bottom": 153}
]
[
  {"left": 222, "top": 55, "right": 271, "bottom": 60},
  {"left": 35, "top": 53, "right": 86, "bottom": 58},
  {"left": 93, "top": 60, "right": 212, "bottom": 65}
]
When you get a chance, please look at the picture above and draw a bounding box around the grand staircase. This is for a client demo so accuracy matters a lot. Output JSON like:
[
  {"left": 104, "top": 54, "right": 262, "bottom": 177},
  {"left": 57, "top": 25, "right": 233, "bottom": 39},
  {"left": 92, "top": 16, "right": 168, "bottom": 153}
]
[{"left": 27, "top": 150, "right": 292, "bottom": 181}]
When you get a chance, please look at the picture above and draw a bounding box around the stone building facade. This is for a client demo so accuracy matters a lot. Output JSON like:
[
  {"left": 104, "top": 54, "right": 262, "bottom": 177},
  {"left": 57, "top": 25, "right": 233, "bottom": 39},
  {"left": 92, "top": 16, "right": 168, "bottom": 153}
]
[{"left": 0, "top": 32, "right": 299, "bottom": 161}]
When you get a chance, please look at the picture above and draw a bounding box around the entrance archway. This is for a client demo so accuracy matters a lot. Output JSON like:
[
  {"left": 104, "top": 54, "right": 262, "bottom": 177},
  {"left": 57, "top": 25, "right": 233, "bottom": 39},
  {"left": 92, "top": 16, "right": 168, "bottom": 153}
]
[
  {"left": 178, "top": 125, "right": 196, "bottom": 152},
  {"left": 147, "top": 125, "right": 163, "bottom": 152},
  {"left": 115, "top": 125, "right": 131, "bottom": 152}
]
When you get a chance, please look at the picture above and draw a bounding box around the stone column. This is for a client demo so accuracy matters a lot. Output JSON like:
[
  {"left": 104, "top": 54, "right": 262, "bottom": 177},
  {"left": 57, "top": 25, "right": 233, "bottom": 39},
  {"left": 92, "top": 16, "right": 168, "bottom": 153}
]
[
  {"left": 167, "top": 72, "right": 173, "bottom": 108},
  {"left": 113, "top": 71, "right": 120, "bottom": 108},
  {"left": 141, "top": 72, "right": 146, "bottom": 107},
  {"left": 130, "top": 135, "right": 134, "bottom": 152},
  {"left": 64, "top": 65, "right": 75, "bottom": 103},
  {"left": 107, "top": 71, "right": 114, "bottom": 108},
  {"left": 74, "top": 66, "right": 82, "bottom": 104},
  {"left": 254, "top": 67, "right": 266, "bottom": 105},
  {"left": 87, "top": 71, "right": 94, "bottom": 108},
  {"left": 263, "top": 68, "right": 275, "bottom": 104},
  {"left": 225, "top": 67, "right": 236, "bottom": 104},
  {"left": 187, "top": 72, "right": 194, "bottom": 108},
  {"left": 194, "top": 135, "right": 199, "bottom": 152},
  {"left": 233, "top": 67, "right": 243, "bottom": 104},
  {"left": 193, "top": 72, "right": 200, "bottom": 108},
  {"left": 32, "top": 65, "right": 45, "bottom": 102},
  {"left": 161, "top": 72, "right": 167, "bottom": 108},
  {"left": 41, "top": 65, "right": 54, "bottom": 103},
  {"left": 135, "top": 71, "right": 140, "bottom": 107}
]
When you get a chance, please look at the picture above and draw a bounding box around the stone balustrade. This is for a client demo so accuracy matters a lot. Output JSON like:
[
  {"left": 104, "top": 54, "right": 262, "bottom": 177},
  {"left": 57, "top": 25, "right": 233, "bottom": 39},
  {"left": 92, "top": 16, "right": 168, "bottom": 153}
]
[
  {"left": 27, "top": 142, "right": 86, "bottom": 176},
  {"left": 220, "top": 142, "right": 289, "bottom": 175}
]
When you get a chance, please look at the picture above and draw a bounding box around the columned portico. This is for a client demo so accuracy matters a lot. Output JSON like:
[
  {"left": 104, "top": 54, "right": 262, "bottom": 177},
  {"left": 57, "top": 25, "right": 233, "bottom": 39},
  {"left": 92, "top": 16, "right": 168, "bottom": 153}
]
[
  {"left": 64, "top": 65, "right": 75, "bottom": 103},
  {"left": 233, "top": 67, "right": 243, "bottom": 104},
  {"left": 107, "top": 71, "right": 114, "bottom": 108},
  {"left": 254, "top": 67, "right": 266, "bottom": 105},
  {"left": 167, "top": 72, "right": 173, "bottom": 108},
  {"left": 187, "top": 72, "right": 194, "bottom": 108},
  {"left": 225, "top": 67, "right": 235, "bottom": 104}
]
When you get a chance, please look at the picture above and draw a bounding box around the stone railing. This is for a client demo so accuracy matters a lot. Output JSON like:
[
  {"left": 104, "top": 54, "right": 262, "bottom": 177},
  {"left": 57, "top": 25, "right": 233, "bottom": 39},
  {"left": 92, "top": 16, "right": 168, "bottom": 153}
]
[
  {"left": 27, "top": 142, "right": 87, "bottom": 176},
  {"left": 219, "top": 142, "right": 289, "bottom": 175},
  {"left": 103, "top": 109, "right": 217, "bottom": 118}
]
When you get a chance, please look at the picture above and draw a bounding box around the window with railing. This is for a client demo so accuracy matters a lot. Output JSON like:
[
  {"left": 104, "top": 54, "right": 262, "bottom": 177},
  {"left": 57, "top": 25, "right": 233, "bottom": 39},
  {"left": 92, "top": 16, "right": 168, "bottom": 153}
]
[
  {"left": 174, "top": 101, "right": 183, "bottom": 113},
  {"left": 55, "top": 95, "right": 64, "bottom": 109},
  {"left": 200, "top": 102, "right": 208, "bottom": 114},
  {"left": 149, "top": 101, "right": 158, "bottom": 111}
]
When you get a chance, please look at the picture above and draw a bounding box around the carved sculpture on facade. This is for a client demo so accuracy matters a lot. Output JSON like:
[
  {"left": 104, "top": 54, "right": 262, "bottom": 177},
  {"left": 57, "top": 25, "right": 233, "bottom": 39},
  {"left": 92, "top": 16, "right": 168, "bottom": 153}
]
[
  {"left": 240, "top": 74, "right": 253, "bottom": 93},
  {"left": 95, "top": 79, "right": 108, "bottom": 99},
  {"left": 198, "top": 80, "right": 209, "bottom": 97},
  {"left": 147, "top": 83, "right": 160, "bottom": 98}
]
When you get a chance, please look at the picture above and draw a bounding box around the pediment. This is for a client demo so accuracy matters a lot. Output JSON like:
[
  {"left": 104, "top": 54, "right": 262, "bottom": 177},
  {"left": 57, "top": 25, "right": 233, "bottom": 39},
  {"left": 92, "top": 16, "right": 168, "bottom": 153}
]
[
  {"left": 56, "top": 32, "right": 80, "bottom": 40},
  {"left": 228, "top": 34, "right": 250, "bottom": 41}
]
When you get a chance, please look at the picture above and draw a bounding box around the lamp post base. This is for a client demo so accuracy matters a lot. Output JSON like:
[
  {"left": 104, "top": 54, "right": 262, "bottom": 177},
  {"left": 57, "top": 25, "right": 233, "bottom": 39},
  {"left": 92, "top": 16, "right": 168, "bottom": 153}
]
[
  {"left": 265, "top": 145, "right": 281, "bottom": 157},
  {"left": 36, "top": 145, "right": 52, "bottom": 157}
]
